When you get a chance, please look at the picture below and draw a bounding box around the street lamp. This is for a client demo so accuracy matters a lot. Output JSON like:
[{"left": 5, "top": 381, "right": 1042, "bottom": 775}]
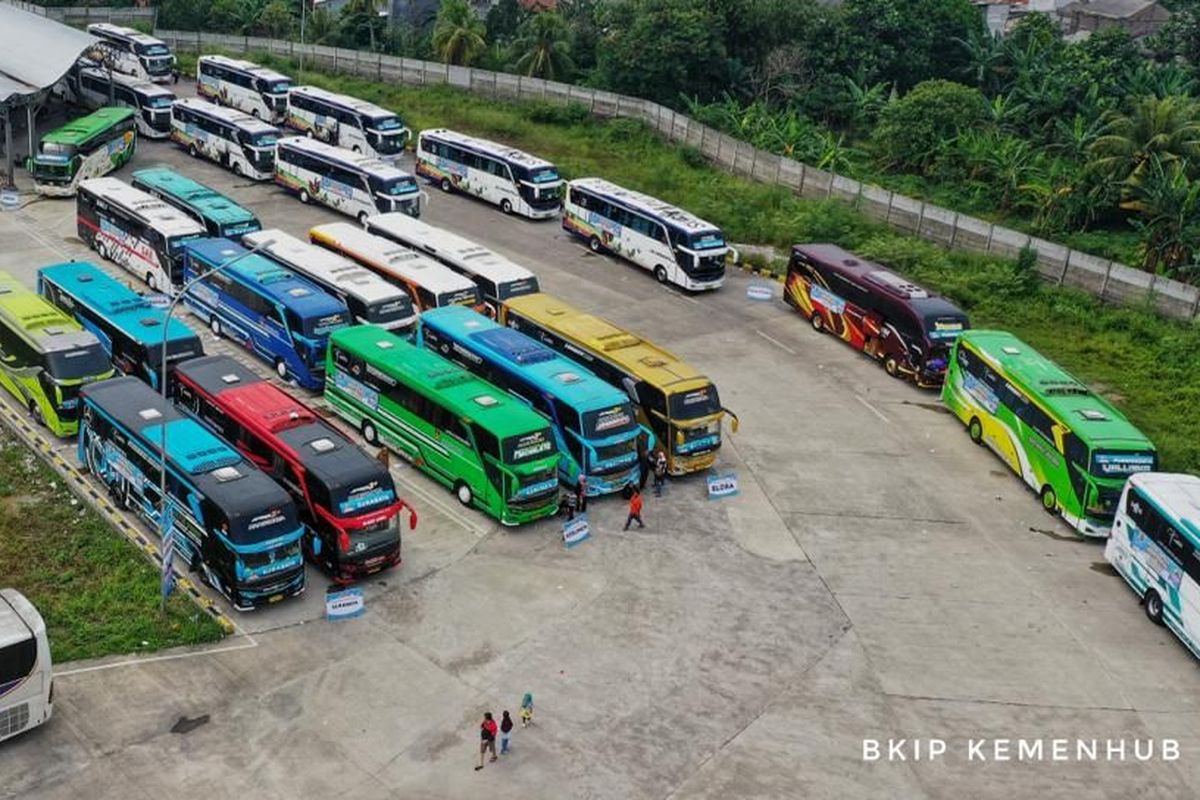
[
  {"left": 157, "top": 239, "right": 275, "bottom": 609},
  {"left": 299, "top": 0, "right": 307, "bottom": 84}
]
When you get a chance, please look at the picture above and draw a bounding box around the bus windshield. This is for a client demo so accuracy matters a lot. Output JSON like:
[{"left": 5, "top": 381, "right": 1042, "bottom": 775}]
[
  {"left": 1091, "top": 450, "right": 1157, "bottom": 479},
  {"left": 244, "top": 131, "right": 278, "bottom": 148},
  {"left": 926, "top": 315, "right": 968, "bottom": 341},
  {"left": 368, "top": 115, "right": 404, "bottom": 131},
  {"left": 439, "top": 287, "right": 482, "bottom": 307},
  {"left": 168, "top": 232, "right": 205, "bottom": 256},
  {"left": 144, "top": 95, "right": 174, "bottom": 108},
  {"left": 583, "top": 405, "right": 637, "bottom": 439},
  {"left": 681, "top": 230, "right": 726, "bottom": 251},
  {"left": 529, "top": 167, "right": 560, "bottom": 184},
  {"left": 45, "top": 343, "right": 110, "bottom": 380},
  {"left": 228, "top": 504, "right": 300, "bottom": 545},
  {"left": 375, "top": 176, "right": 418, "bottom": 196},
  {"left": 367, "top": 297, "right": 414, "bottom": 326},
  {"left": 39, "top": 142, "right": 75, "bottom": 159},
  {"left": 145, "top": 337, "right": 204, "bottom": 370},
  {"left": 503, "top": 429, "right": 554, "bottom": 465},
  {"left": 498, "top": 278, "right": 540, "bottom": 301},
  {"left": 331, "top": 480, "right": 396, "bottom": 516},
  {"left": 137, "top": 43, "right": 171, "bottom": 56},
  {"left": 669, "top": 384, "right": 722, "bottom": 420},
  {"left": 288, "top": 309, "right": 349, "bottom": 338},
  {"left": 264, "top": 80, "right": 291, "bottom": 95}
]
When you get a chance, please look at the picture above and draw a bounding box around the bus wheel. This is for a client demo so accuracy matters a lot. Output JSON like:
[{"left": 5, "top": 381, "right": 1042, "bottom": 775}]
[
  {"left": 251, "top": 108, "right": 260, "bottom": 119},
  {"left": 454, "top": 481, "right": 473, "bottom": 507},
  {"left": 968, "top": 417, "right": 984, "bottom": 445},
  {"left": 1144, "top": 589, "right": 1165, "bottom": 625},
  {"left": 274, "top": 359, "right": 288, "bottom": 380},
  {"left": 188, "top": 144, "right": 198, "bottom": 158},
  {"left": 210, "top": 317, "right": 222, "bottom": 338},
  {"left": 352, "top": 145, "right": 361, "bottom": 154},
  {"left": 810, "top": 313, "right": 824, "bottom": 333},
  {"left": 146, "top": 272, "right": 157, "bottom": 292},
  {"left": 357, "top": 211, "right": 368, "bottom": 226},
  {"left": 299, "top": 189, "right": 311, "bottom": 205},
  {"left": 654, "top": 265, "right": 669, "bottom": 284},
  {"left": 501, "top": 199, "right": 513, "bottom": 215},
  {"left": 589, "top": 236, "right": 603, "bottom": 254},
  {"left": 232, "top": 161, "right": 243, "bottom": 178},
  {"left": 883, "top": 355, "right": 900, "bottom": 378},
  {"left": 27, "top": 399, "right": 43, "bottom": 427},
  {"left": 361, "top": 420, "right": 379, "bottom": 446},
  {"left": 1040, "top": 485, "right": 1058, "bottom": 516},
  {"left": 440, "top": 177, "right": 452, "bottom": 193}
]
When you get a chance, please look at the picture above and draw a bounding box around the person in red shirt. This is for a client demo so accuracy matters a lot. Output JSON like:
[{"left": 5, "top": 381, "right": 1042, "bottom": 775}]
[
  {"left": 623, "top": 486, "right": 645, "bottom": 530},
  {"left": 475, "top": 712, "right": 498, "bottom": 771}
]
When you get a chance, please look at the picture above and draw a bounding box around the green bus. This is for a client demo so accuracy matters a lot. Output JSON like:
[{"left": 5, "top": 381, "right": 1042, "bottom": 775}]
[
  {"left": 326, "top": 325, "right": 562, "bottom": 525},
  {"left": 29, "top": 107, "right": 137, "bottom": 197},
  {"left": 0, "top": 271, "right": 114, "bottom": 436},
  {"left": 942, "top": 330, "right": 1157, "bottom": 537}
]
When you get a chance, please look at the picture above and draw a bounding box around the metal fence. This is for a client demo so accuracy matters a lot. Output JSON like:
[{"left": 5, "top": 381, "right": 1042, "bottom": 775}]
[{"left": 9, "top": 0, "right": 1199, "bottom": 321}]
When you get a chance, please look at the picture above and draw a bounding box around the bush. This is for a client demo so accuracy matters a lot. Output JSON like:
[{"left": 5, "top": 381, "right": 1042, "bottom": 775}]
[
  {"left": 523, "top": 101, "right": 592, "bottom": 126},
  {"left": 871, "top": 79, "right": 987, "bottom": 170}
]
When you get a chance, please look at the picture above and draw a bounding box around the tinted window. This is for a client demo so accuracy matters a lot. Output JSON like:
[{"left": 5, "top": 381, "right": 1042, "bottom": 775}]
[{"left": 0, "top": 637, "right": 37, "bottom": 685}]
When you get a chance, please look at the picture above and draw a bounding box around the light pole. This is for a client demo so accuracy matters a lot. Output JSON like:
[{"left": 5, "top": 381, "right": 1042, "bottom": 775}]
[
  {"left": 299, "top": 0, "right": 307, "bottom": 84},
  {"left": 158, "top": 239, "right": 274, "bottom": 611}
]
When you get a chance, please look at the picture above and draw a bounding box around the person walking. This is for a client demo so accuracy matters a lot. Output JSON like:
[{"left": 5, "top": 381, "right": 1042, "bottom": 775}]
[
  {"left": 475, "top": 712, "right": 498, "bottom": 771},
  {"left": 652, "top": 450, "right": 667, "bottom": 497},
  {"left": 637, "top": 435, "right": 651, "bottom": 492},
  {"left": 520, "top": 693, "right": 534, "bottom": 727},
  {"left": 499, "top": 710, "right": 514, "bottom": 754},
  {"left": 623, "top": 486, "right": 645, "bottom": 530},
  {"left": 576, "top": 474, "right": 589, "bottom": 514}
]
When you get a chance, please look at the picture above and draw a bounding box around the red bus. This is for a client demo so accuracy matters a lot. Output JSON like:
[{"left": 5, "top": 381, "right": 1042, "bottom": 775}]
[
  {"left": 785, "top": 244, "right": 969, "bottom": 387},
  {"left": 174, "top": 354, "right": 416, "bottom": 582}
]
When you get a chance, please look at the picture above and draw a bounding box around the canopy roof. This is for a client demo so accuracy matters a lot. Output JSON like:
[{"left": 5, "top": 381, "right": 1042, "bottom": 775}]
[{"left": 0, "top": 3, "right": 98, "bottom": 110}]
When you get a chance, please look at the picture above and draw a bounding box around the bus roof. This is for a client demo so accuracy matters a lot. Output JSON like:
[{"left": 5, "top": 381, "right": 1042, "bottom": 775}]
[
  {"left": 77, "top": 64, "right": 175, "bottom": 98},
  {"left": 0, "top": 270, "right": 100, "bottom": 355},
  {"left": 184, "top": 238, "right": 349, "bottom": 320},
  {"left": 310, "top": 223, "right": 477, "bottom": 296},
  {"left": 366, "top": 213, "right": 536, "bottom": 285},
  {"left": 277, "top": 136, "right": 410, "bottom": 180},
  {"left": 332, "top": 325, "right": 552, "bottom": 439},
  {"left": 423, "top": 306, "right": 630, "bottom": 414},
  {"left": 131, "top": 167, "right": 259, "bottom": 229},
  {"left": 87, "top": 23, "right": 166, "bottom": 46},
  {"left": 961, "top": 330, "right": 1154, "bottom": 450},
  {"left": 173, "top": 97, "right": 278, "bottom": 136},
  {"left": 244, "top": 229, "right": 409, "bottom": 306},
  {"left": 1128, "top": 472, "right": 1200, "bottom": 541},
  {"left": 420, "top": 128, "right": 554, "bottom": 170},
  {"left": 289, "top": 85, "right": 399, "bottom": 121},
  {"left": 175, "top": 355, "right": 390, "bottom": 495},
  {"left": 0, "top": 589, "right": 40, "bottom": 650},
  {"left": 570, "top": 177, "right": 721, "bottom": 235},
  {"left": 42, "top": 107, "right": 135, "bottom": 146},
  {"left": 503, "top": 293, "right": 713, "bottom": 396},
  {"left": 199, "top": 54, "right": 291, "bottom": 84},
  {"left": 37, "top": 262, "right": 199, "bottom": 347},
  {"left": 78, "top": 177, "right": 207, "bottom": 239}
]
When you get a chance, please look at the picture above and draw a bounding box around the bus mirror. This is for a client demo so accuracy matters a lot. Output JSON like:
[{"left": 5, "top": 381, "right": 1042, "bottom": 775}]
[
  {"left": 724, "top": 408, "right": 740, "bottom": 434},
  {"left": 408, "top": 507, "right": 418, "bottom": 531},
  {"left": 675, "top": 431, "right": 684, "bottom": 446}
]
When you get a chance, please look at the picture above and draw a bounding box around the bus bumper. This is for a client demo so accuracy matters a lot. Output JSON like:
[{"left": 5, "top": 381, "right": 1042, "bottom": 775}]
[
  {"left": 683, "top": 275, "right": 725, "bottom": 291},
  {"left": 34, "top": 183, "right": 76, "bottom": 198},
  {"left": 672, "top": 450, "right": 718, "bottom": 476},
  {"left": 500, "top": 498, "right": 560, "bottom": 526},
  {"left": 587, "top": 464, "right": 640, "bottom": 495},
  {"left": 335, "top": 542, "right": 402, "bottom": 584},
  {"left": 1075, "top": 516, "right": 1114, "bottom": 539},
  {"left": 233, "top": 568, "right": 306, "bottom": 610}
]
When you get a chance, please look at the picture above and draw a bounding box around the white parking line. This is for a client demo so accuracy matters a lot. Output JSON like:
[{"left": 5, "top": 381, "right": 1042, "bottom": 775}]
[
  {"left": 55, "top": 633, "right": 259, "bottom": 677},
  {"left": 755, "top": 329, "right": 797, "bottom": 356},
  {"left": 856, "top": 395, "right": 891, "bottom": 424}
]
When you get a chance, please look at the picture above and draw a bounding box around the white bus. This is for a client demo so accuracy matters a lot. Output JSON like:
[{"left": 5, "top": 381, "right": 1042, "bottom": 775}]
[
  {"left": 63, "top": 62, "right": 175, "bottom": 139},
  {"left": 197, "top": 55, "right": 292, "bottom": 124},
  {"left": 1106, "top": 472, "right": 1200, "bottom": 658},
  {"left": 0, "top": 589, "right": 53, "bottom": 744},
  {"left": 275, "top": 137, "right": 422, "bottom": 224},
  {"left": 365, "top": 212, "right": 539, "bottom": 313},
  {"left": 243, "top": 228, "right": 418, "bottom": 332},
  {"left": 562, "top": 177, "right": 733, "bottom": 291},
  {"left": 309, "top": 222, "right": 481, "bottom": 312},
  {"left": 286, "top": 85, "right": 409, "bottom": 162},
  {"left": 86, "top": 23, "right": 175, "bottom": 84},
  {"left": 170, "top": 97, "right": 280, "bottom": 181},
  {"left": 415, "top": 128, "right": 562, "bottom": 219},
  {"left": 76, "top": 177, "right": 206, "bottom": 293}
]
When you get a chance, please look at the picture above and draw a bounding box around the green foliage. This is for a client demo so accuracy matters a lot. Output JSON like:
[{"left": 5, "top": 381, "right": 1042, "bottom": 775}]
[
  {"left": 839, "top": 0, "right": 983, "bottom": 91},
  {"left": 871, "top": 79, "right": 986, "bottom": 169},
  {"left": 523, "top": 101, "right": 592, "bottom": 126},
  {"left": 0, "top": 434, "right": 224, "bottom": 662},
  {"left": 485, "top": 0, "right": 527, "bottom": 45},
  {"left": 510, "top": 12, "right": 575, "bottom": 81},
  {"left": 433, "top": 0, "right": 488, "bottom": 66}
]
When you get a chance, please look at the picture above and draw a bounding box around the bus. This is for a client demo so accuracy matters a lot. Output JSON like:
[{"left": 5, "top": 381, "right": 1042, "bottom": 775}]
[
  {"left": 942, "top": 330, "right": 1157, "bottom": 537},
  {"left": 415, "top": 128, "right": 563, "bottom": 219},
  {"left": 76, "top": 177, "right": 207, "bottom": 293},
  {"left": 132, "top": 167, "right": 263, "bottom": 239},
  {"left": 37, "top": 261, "right": 204, "bottom": 391},
  {"left": 243, "top": 229, "right": 417, "bottom": 333},
  {"left": 170, "top": 97, "right": 280, "bottom": 181},
  {"left": 365, "top": 213, "right": 539, "bottom": 313},
  {"left": 498, "top": 294, "right": 738, "bottom": 476},
  {"left": 28, "top": 107, "right": 136, "bottom": 197},
  {"left": 176, "top": 355, "right": 416, "bottom": 582},
  {"left": 562, "top": 178, "right": 732, "bottom": 291},
  {"left": 275, "top": 137, "right": 422, "bottom": 224},
  {"left": 181, "top": 238, "right": 350, "bottom": 390},
  {"left": 310, "top": 222, "right": 480, "bottom": 311},
  {"left": 419, "top": 306, "right": 647, "bottom": 495},
  {"left": 286, "top": 85, "right": 409, "bottom": 161},
  {"left": 63, "top": 62, "right": 175, "bottom": 139},
  {"left": 0, "top": 589, "right": 53, "bottom": 744},
  {"left": 197, "top": 55, "right": 292, "bottom": 124},
  {"left": 0, "top": 270, "right": 114, "bottom": 437},
  {"left": 86, "top": 23, "right": 175, "bottom": 84},
  {"left": 786, "top": 244, "right": 970, "bottom": 387},
  {"left": 79, "top": 377, "right": 306, "bottom": 610},
  {"left": 1106, "top": 473, "right": 1200, "bottom": 657},
  {"left": 327, "top": 326, "right": 561, "bottom": 524}
]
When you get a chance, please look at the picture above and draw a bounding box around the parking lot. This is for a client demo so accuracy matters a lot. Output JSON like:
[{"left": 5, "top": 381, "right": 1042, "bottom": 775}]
[{"left": 2, "top": 89, "right": 1200, "bottom": 799}]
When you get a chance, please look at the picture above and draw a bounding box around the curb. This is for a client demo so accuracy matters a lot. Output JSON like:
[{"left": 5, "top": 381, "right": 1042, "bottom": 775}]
[
  {"left": 0, "top": 401, "right": 236, "bottom": 636},
  {"left": 735, "top": 260, "right": 785, "bottom": 284}
]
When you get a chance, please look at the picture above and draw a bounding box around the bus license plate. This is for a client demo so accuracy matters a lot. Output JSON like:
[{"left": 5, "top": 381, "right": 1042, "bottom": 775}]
[{"left": 269, "top": 593, "right": 284, "bottom": 604}]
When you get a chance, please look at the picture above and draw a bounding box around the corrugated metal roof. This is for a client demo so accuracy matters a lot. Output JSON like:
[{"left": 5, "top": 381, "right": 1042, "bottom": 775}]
[{"left": 0, "top": 3, "right": 98, "bottom": 108}]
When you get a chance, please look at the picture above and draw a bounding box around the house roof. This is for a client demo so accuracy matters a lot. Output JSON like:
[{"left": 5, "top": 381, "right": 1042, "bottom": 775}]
[
  {"left": 0, "top": 2, "right": 98, "bottom": 109},
  {"left": 1063, "top": 0, "right": 1160, "bottom": 19}
]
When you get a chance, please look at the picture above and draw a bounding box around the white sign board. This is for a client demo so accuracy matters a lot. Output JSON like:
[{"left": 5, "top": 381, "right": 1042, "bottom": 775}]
[{"left": 706, "top": 472, "right": 739, "bottom": 500}]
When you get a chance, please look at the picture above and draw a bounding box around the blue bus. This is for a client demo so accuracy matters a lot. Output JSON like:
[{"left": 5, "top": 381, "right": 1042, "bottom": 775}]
[
  {"left": 181, "top": 238, "right": 350, "bottom": 390},
  {"left": 132, "top": 167, "right": 262, "bottom": 239},
  {"left": 417, "top": 305, "right": 648, "bottom": 495},
  {"left": 78, "top": 376, "right": 306, "bottom": 610},
  {"left": 37, "top": 261, "right": 204, "bottom": 391}
]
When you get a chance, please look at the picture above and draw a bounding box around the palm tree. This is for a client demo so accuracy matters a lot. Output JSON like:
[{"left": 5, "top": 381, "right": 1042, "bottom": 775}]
[
  {"left": 343, "top": 0, "right": 385, "bottom": 51},
  {"left": 840, "top": 72, "right": 889, "bottom": 135},
  {"left": 1089, "top": 95, "right": 1200, "bottom": 185},
  {"left": 433, "top": 0, "right": 488, "bottom": 67},
  {"left": 1120, "top": 155, "right": 1200, "bottom": 273},
  {"left": 511, "top": 12, "right": 575, "bottom": 80},
  {"left": 305, "top": 5, "right": 337, "bottom": 45}
]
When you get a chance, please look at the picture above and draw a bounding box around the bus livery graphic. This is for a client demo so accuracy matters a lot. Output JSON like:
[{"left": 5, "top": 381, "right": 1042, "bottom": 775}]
[{"left": 29, "top": 107, "right": 137, "bottom": 196}]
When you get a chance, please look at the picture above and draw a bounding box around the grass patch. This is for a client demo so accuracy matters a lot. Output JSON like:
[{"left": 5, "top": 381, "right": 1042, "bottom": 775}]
[
  {"left": 0, "top": 431, "right": 225, "bottom": 662},
  {"left": 182, "top": 53, "right": 1200, "bottom": 473}
]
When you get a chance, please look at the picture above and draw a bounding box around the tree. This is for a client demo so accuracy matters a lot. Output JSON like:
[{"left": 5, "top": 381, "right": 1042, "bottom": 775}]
[
  {"left": 159, "top": 0, "right": 214, "bottom": 31},
  {"left": 1120, "top": 155, "right": 1200, "bottom": 273},
  {"left": 305, "top": 6, "right": 338, "bottom": 45},
  {"left": 209, "top": 0, "right": 265, "bottom": 34},
  {"left": 510, "top": 12, "right": 575, "bottom": 81},
  {"left": 557, "top": 0, "right": 603, "bottom": 75},
  {"left": 1089, "top": 95, "right": 1200, "bottom": 186},
  {"left": 871, "top": 79, "right": 986, "bottom": 169},
  {"left": 341, "top": 0, "right": 387, "bottom": 51},
  {"left": 433, "top": 0, "right": 488, "bottom": 66},
  {"left": 486, "top": 0, "right": 527, "bottom": 44},
  {"left": 256, "top": 0, "right": 293, "bottom": 38}
]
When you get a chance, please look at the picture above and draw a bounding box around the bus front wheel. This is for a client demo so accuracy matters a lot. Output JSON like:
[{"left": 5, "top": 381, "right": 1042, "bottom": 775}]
[
  {"left": 589, "top": 236, "right": 603, "bottom": 254},
  {"left": 357, "top": 211, "right": 368, "bottom": 226},
  {"left": 188, "top": 144, "right": 198, "bottom": 158},
  {"left": 454, "top": 482, "right": 473, "bottom": 507},
  {"left": 146, "top": 272, "right": 157, "bottom": 292},
  {"left": 883, "top": 355, "right": 900, "bottom": 378},
  {"left": 501, "top": 199, "right": 513, "bottom": 215},
  {"left": 654, "top": 265, "right": 669, "bottom": 284},
  {"left": 232, "top": 161, "right": 243, "bottom": 178},
  {"left": 27, "top": 399, "right": 43, "bottom": 427},
  {"left": 299, "top": 189, "right": 311, "bottom": 205},
  {"left": 810, "top": 313, "right": 825, "bottom": 333},
  {"left": 210, "top": 317, "right": 222, "bottom": 338},
  {"left": 1040, "top": 485, "right": 1058, "bottom": 516},
  {"left": 274, "top": 359, "right": 288, "bottom": 381},
  {"left": 361, "top": 420, "right": 379, "bottom": 446},
  {"left": 1144, "top": 589, "right": 1165, "bottom": 625},
  {"left": 440, "top": 177, "right": 452, "bottom": 193},
  {"left": 968, "top": 417, "right": 983, "bottom": 445}
]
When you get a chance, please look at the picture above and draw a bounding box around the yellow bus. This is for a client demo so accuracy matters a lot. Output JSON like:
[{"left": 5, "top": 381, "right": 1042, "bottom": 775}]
[{"left": 498, "top": 293, "right": 737, "bottom": 475}]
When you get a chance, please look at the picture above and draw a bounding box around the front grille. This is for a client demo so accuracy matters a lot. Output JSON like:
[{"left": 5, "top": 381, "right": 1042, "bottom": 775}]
[
  {"left": 593, "top": 439, "right": 636, "bottom": 465},
  {"left": 240, "top": 567, "right": 304, "bottom": 598},
  {"left": 0, "top": 703, "right": 30, "bottom": 739},
  {"left": 508, "top": 487, "right": 557, "bottom": 512}
]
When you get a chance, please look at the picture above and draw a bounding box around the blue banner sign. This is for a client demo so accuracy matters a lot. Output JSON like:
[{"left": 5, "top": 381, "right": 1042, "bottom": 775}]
[
  {"left": 326, "top": 587, "right": 365, "bottom": 621},
  {"left": 562, "top": 514, "right": 591, "bottom": 548},
  {"left": 707, "top": 472, "right": 739, "bottom": 499}
]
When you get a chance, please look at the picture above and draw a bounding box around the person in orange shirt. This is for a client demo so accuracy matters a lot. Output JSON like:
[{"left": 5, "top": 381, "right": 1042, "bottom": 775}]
[{"left": 623, "top": 486, "right": 645, "bottom": 530}]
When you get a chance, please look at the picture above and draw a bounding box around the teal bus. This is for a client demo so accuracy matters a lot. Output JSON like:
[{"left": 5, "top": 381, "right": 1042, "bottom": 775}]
[
  {"left": 942, "top": 330, "right": 1157, "bottom": 537},
  {"left": 418, "top": 305, "right": 647, "bottom": 496},
  {"left": 29, "top": 107, "right": 137, "bottom": 196},
  {"left": 326, "top": 325, "right": 562, "bottom": 525},
  {"left": 132, "top": 167, "right": 262, "bottom": 239}
]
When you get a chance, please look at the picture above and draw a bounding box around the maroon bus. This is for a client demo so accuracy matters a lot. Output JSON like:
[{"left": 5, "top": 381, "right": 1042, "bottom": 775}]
[{"left": 784, "top": 244, "right": 969, "bottom": 387}]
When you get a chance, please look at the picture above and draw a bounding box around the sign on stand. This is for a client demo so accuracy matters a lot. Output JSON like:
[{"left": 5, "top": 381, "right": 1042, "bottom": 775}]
[
  {"left": 706, "top": 472, "right": 739, "bottom": 500},
  {"left": 562, "top": 513, "right": 591, "bottom": 548},
  {"left": 326, "top": 587, "right": 365, "bottom": 621}
]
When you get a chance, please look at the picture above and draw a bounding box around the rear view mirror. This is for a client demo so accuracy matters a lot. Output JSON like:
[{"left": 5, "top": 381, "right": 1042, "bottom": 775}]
[{"left": 724, "top": 408, "right": 740, "bottom": 434}]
